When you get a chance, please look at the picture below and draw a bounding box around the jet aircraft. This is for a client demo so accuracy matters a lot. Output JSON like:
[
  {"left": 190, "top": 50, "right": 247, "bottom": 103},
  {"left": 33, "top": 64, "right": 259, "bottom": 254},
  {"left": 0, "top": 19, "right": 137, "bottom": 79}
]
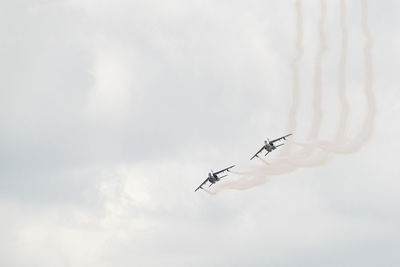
[
  {"left": 194, "top": 165, "right": 235, "bottom": 192},
  {"left": 250, "top": 134, "right": 292, "bottom": 160}
]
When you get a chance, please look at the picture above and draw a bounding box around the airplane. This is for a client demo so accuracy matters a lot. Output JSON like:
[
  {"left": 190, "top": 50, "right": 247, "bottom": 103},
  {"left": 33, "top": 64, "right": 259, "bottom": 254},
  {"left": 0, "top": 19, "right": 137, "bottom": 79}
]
[
  {"left": 194, "top": 165, "right": 235, "bottom": 192},
  {"left": 250, "top": 134, "right": 292, "bottom": 160}
]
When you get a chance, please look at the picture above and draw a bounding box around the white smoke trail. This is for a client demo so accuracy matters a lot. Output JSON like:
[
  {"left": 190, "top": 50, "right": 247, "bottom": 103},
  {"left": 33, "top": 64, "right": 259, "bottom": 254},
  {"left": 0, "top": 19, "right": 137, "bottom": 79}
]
[
  {"left": 211, "top": 158, "right": 302, "bottom": 194},
  {"left": 281, "top": 0, "right": 303, "bottom": 156},
  {"left": 209, "top": 0, "right": 307, "bottom": 194},
  {"left": 319, "top": 0, "right": 375, "bottom": 153},
  {"left": 229, "top": 170, "right": 255, "bottom": 175},
  {"left": 257, "top": 156, "right": 271, "bottom": 165},
  {"left": 207, "top": 0, "right": 306, "bottom": 195},
  {"left": 309, "top": 0, "right": 326, "bottom": 140},
  {"left": 335, "top": 0, "right": 350, "bottom": 140},
  {"left": 208, "top": 0, "right": 374, "bottom": 194},
  {"left": 203, "top": 188, "right": 217, "bottom": 195},
  {"left": 300, "top": 0, "right": 375, "bottom": 154},
  {"left": 280, "top": 0, "right": 329, "bottom": 168}
]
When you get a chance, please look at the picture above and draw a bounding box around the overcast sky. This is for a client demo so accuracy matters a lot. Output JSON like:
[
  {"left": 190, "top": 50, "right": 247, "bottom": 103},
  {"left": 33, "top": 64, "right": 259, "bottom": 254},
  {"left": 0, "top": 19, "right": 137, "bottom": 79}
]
[{"left": 1, "top": 0, "right": 400, "bottom": 266}]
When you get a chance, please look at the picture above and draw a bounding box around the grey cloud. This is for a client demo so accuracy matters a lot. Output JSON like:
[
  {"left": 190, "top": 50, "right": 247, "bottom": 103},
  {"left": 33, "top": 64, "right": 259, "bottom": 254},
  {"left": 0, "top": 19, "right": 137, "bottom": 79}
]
[{"left": 1, "top": 0, "right": 400, "bottom": 266}]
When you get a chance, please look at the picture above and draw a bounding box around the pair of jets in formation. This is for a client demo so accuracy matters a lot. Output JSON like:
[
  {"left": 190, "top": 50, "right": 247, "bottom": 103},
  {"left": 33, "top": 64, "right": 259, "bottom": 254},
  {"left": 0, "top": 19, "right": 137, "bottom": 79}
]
[{"left": 195, "top": 133, "right": 292, "bottom": 192}]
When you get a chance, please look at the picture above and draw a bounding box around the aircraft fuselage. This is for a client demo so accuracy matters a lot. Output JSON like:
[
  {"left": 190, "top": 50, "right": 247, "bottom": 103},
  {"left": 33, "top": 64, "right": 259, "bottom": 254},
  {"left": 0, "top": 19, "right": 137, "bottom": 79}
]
[
  {"left": 208, "top": 173, "right": 220, "bottom": 184},
  {"left": 264, "top": 141, "right": 276, "bottom": 152}
]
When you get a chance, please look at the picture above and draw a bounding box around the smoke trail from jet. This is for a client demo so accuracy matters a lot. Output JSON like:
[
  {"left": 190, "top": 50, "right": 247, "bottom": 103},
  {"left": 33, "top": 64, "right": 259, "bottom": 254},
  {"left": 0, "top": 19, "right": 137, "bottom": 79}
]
[
  {"left": 277, "top": 0, "right": 374, "bottom": 158},
  {"left": 318, "top": 0, "right": 375, "bottom": 153},
  {"left": 208, "top": 0, "right": 308, "bottom": 195},
  {"left": 281, "top": 0, "right": 328, "bottom": 168},
  {"left": 283, "top": 0, "right": 368, "bottom": 155},
  {"left": 278, "top": 0, "right": 330, "bottom": 168},
  {"left": 211, "top": 158, "right": 300, "bottom": 193},
  {"left": 281, "top": 0, "right": 303, "bottom": 156},
  {"left": 295, "top": 0, "right": 350, "bottom": 153},
  {"left": 208, "top": 0, "right": 306, "bottom": 194},
  {"left": 207, "top": 0, "right": 374, "bottom": 195},
  {"left": 203, "top": 188, "right": 217, "bottom": 195},
  {"left": 309, "top": 0, "right": 326, "bottom": 140},
  {"left": 229, "top": 170, "right": 254, "bottom": 175},
  {"left": 257, "top": 156, "right": 271, "bottom": 165},
  {"left": 336, "top": 0, "right": 349, "bottom": 140}
]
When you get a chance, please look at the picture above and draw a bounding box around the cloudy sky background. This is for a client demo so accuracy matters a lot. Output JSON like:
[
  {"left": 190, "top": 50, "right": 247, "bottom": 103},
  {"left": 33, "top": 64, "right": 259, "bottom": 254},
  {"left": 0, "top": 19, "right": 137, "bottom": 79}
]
[{"left": 1, "top": 0, "right": 399, "bottom": 266}]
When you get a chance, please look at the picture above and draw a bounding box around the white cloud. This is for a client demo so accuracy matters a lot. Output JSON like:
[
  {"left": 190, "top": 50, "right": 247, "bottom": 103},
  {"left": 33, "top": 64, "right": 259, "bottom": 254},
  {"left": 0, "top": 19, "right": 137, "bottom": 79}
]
[
  {"left": 1, "top": 0, "right": 400, "bottom": 266},
  {"left": 83, "top": 33, "right": 147, "bottom": 126}
]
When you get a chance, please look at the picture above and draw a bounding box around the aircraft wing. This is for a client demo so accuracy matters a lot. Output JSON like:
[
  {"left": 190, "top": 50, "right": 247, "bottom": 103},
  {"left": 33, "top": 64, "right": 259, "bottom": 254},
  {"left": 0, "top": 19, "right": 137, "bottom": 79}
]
[
  {"left": 195, "top": 178, "right": 209, "bottom": 192},
  {"left": 270, "top": 133, "right": 292, "bottom": 144},
  {"left": 250, "top": 146, "right": 265, "bottom": 160},
  {"left": 214, "top": 165, "right": 236, "bottom": 175}
]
